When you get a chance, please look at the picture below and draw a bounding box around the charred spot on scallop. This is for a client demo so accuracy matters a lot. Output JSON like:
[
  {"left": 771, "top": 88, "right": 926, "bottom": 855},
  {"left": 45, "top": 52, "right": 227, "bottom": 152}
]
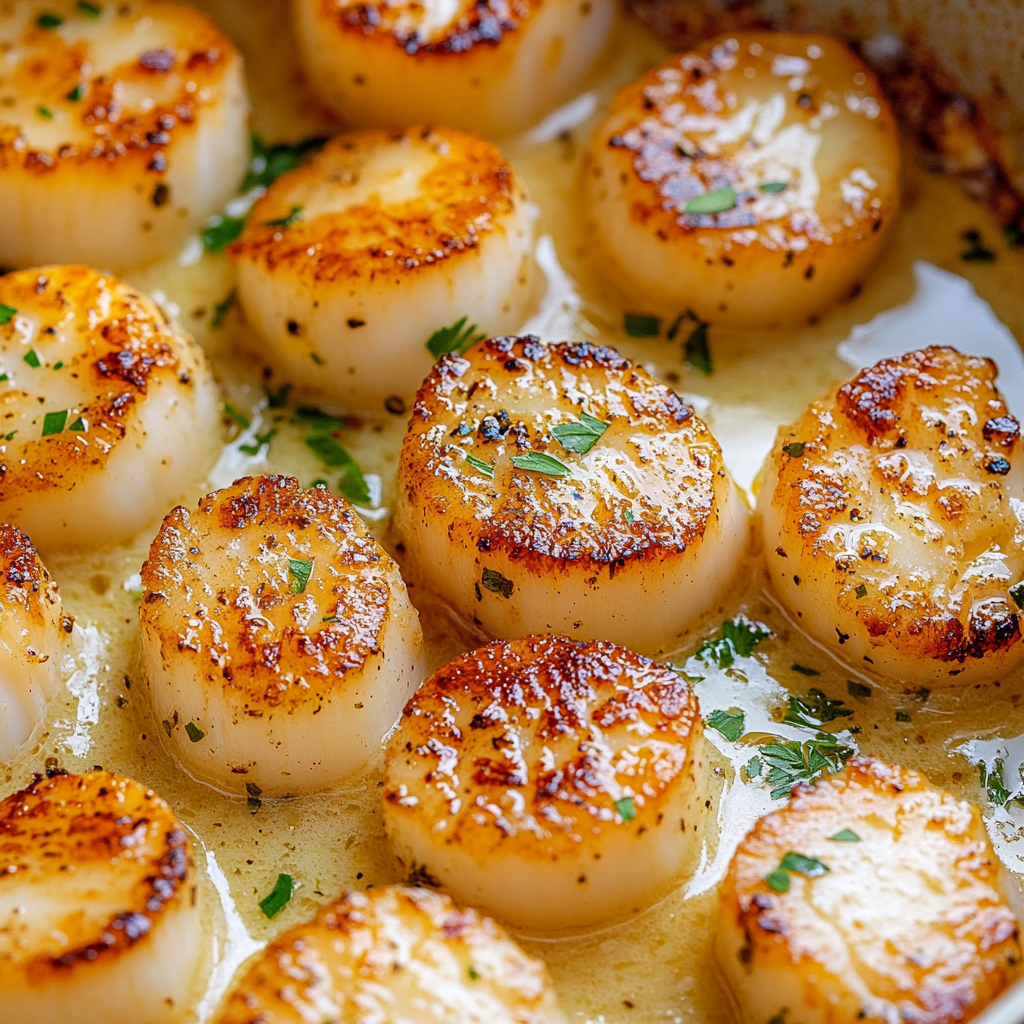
[
  {"left": 0, "top": 265, "right": 221, "bottom": 552},
  {"left": 395, "top": 336, "right": 747, "bottom": 652},
  {"left": 292, "top": 0, "right": 614, "bottom": 138},
  {"left": 760, "top": 346, "right": 1024, "bottom": 685},
  {"left": 229, "top": 128, "right": 535, "bottom": 411},
  {"left": 214, "top": 885, "right": 565, "bottom": 1024},
  {"left": 0, "top": 771, "right": 206, "bottom": 1024},
  {"left": 716, "top": 758, "right": 1023, "bottom": 1024},
  {"left": 0, "top": 0, "right": 250, "bottom": 270},
  {"left": 139, "top": 475, "right": 425, "bottom": 795},
  {"left": 0, "top": 522, "right": 67, "bottom": 761},
  {"left": 382, "top": 634, "right": 707, "bottom": 932},
  {"left": 584, "top": 32, "right": 900, "bottom": 326}
]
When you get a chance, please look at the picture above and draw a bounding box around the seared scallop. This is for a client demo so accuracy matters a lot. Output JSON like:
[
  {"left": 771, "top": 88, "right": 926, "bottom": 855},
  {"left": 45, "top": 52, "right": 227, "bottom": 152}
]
[
  {"left": 0, "top": 265, "right": 221, "bottom": 553},
  {"left": 382, "top": 634, "right": 707, "bottom": 932},
  {"left": 230, "top": 128, "right": 535, "bottom": 412},
  {"left": 394, "top": 336, "right": 747, "bottom": 652},
  {"left": 292, "top": 0, "right": 615, "bottom": 138},
  {"left": 717, "top": 757, "right": 1023, "bottom": 1024},
  {"left": 584, "top": 32, "right": 900, "bottom": 327},
  {"left": 0, "top": 524, "right": 68, "bottom": 762},
  {"left": 140, "top": 475, "right": 426, "bottom": 796},
  {"left": 0, "top": 770, "right": 207, "bottom": 1024},
  {"left": 0, "top": 0, "right": 250, "bottom": 271},
  {"left": 215, "top": 884, "right": 565, "bottom": 1023},
  {"left": 760, "top": 346, "right": 1024, "bottom": 686}
]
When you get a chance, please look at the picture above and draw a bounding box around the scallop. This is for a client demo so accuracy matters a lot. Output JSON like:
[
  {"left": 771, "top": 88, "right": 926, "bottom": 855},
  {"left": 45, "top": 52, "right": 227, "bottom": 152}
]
[
  {"left": 0, "top": 524, "right": 69, "bottom": 762},
  {"left": 382, "top": 633, "right": 707, "bottom": 932},
  {"left": 292, "top": 0, "right": 615, "bottom": 139},
  {"left": 0, "top": 265, "right": 221, "bottom": 553},
  {"left": 230, "top": 128, "right": 535, "bottom": 412},
  {"left": 139, "top": 475, "right": 426, "bottom": 796},
  {"left": 394, "top": 335, "right": 747, "bottom": 653},
  {"left": 759, "top": 346, "right": 1024, "bottom": 686},
  {"left": 716, "top": 756, "right": 1023, "bottom": 1024},
  {"left": 0, "top": 770, "right": 207, "bottom": 1024},
  {"left": 583, "top": 32, "right": 900, "bottom": 327},
  {"left": 214, "top": 884, "right": 565, "bottom": 1023},
  {"left": 0, "top": 0, "right": 250, "bottom": 271}
]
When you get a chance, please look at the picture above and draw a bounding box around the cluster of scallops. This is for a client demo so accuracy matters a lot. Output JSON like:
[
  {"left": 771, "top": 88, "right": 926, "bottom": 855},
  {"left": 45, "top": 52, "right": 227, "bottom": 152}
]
[{"left": 0, "top": 2, "right": 1020, "bottom": 1024}]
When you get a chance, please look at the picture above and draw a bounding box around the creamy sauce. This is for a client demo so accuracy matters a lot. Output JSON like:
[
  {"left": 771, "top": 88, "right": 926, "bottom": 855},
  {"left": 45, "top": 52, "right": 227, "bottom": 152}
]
[{"left": 3, "top": 3, "right": 1024, "bottom": 1022}]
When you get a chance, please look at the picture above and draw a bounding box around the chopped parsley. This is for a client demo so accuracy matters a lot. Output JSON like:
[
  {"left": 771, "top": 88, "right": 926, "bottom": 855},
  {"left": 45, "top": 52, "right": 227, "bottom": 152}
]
[
  {"left": 246, "top": 781, "right": 262, "bottom": 815},
  {"left": 77, "top": 2, "right": 102, "bottom": 16},
  {"left": 464, "top": 453, "right": 494, "bottom": 479},
  {"left": 288, "top": 557, "right": 313, "bottom": 594},
  {"left": 510, "top": 451, "right": 571, "bottom": 477},
  {"left": 243, "top": 134, "right": 327, "bottom": 191},
  {"left": 759, "top": 181, "right": 788, "bottom": 194},
  {"left": 855, "top": 583, "right": 867, "bottom": 599},
  {"left": 210, "top": 289, "right": 237, "bottom": 328},
  {"left": 66, "top": 83, "right": 85, "bottom": 102},
  {"left": 4, "top": 431, "right": 16, "bottom": 440},
  {"left": 684, "top": 319, "right": 712, "bottom": 375},
  {"left": 41, "top": 410, "right": 68, "bottom": 436},
  {"left": 624, "top": 509, "right": 635, "bottom": 524},
  {"left": 766, "top": 852, "right": 830, "bottom": 891},
  {"left": 303, "top": 434, "right": 371, "bottom": 506},
  {"left": 623, "top": 313, "right": 661, "bottom": 338},
  {"left": 696, "top": 618, "right": 771, "bottom": 669},
  {"left": 1010, "top": 582, "right": 1024, "bottom": 609},
  {"left": 322, "top": 614, "right": 337, "bottom": 623},
  {"left": 223, "top": 403, "right": 251, "bottom": 430},
  {"left": 468, "top": 966, "right": 481, "bottom": 981},
  {"left": 685, "top": 185, "right": 736, "bottom": 215},
  {"left": 68, "top": 417, "right": 86, "bottom": 432},
  {"left": 265, "top": 382, "right": 292, "bottom": 408},
  {"left": 980, "top": 759, "right": 1011, "bottom": 806},
  {"left": 0, "top": 304, "right": 16, "bottom": 324},
  {"left": 37, "top": 12, "right": 63, "bottom": 28},
  {"left": 791, "top": 664, "right": 820, "bottom": 677},
  {"left": 202, "top": 215, "right": 245, "bottom": 253},
  {"left": 259, "top": 873, "right": 293, "bottom": 918},
  {"left": 184, "top": 721, "right": 205, "bottom": 743},
  {"left": 239, "top": 428, "right": 277, "bottom": 456},
  {"left": 745, "top": 755, "right": 762, "bottom": 778},
  {"left": 761, "top": 734, "right": 853, "bottom": 799},
  {"left": 614, "top": 796, "right": 636, "bottom": 822},
  {"left": 23, "top": 349, "right": 40, "bottom": 368},
  {"left": 707, "top": 708, "right": 745, "bottom": 742},
  {"left": 895, "top": 710, "right": 911, "bottom": 723},
  {"left": 481, "top": 567, "right": 513, "bottom": 598},
  {"left": 53, "top": 361, "right": 63, "bottom": 370},
  {"left": 828, "top": 828, "right": 860, "bottom": 842},
  {"left": 426, "top": 315, "right": 485, "bottom": 358},
  {"left": 551, "top": 412, "right": 610, "bottom": 455},
  {"left": 784, "top": 689, "right": 853, "bottom": 729},
  {"left": 782, "top": 441, "right": 805, "bottom": 457},
  {"left": 265, "top": 204, "right": 303, "bottom": 229},
  {"left": 846, "top": 679, "right": 872, "bottom": 699},
  {"left": 36, "top": 104, "right": 54, "bottom": 119}
]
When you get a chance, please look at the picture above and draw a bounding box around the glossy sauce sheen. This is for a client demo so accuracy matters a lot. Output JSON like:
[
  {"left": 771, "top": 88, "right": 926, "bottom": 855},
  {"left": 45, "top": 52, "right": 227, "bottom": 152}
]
[{"left": 2, "top": 3, "right": 1024, "bottom": 1023}]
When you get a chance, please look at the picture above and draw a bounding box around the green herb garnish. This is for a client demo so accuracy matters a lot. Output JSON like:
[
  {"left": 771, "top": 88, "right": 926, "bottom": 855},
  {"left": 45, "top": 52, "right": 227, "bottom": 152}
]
[
  {"left": 846, "top": 679, "right": 871, "bottom": 699},
  {"left": 745, "top": 755, "right": 762, "bottom": 778},
  {"left": 623, "top": 313, "right": 661, "bottom": 338},
  {"left": 0, "top": 305, "right": 16, "bottom": 324},
  {"left": 765, "top": 868, "right": 790, "bottom": 892},
  {"left": 707, "top": 708, "right": 745, "bottom": 742},
  {"left": 855, "top": 583, "right": 867, "bottom": 599},
  {"left": 66, "top": 83, "right": 85, "bottom": 101},
  {"left": 759, "top": 181, "right": 788, "bottom": 194},
  {"left": 223, "top": 403, "right": 251, "bottom": 429},
  {"left": 782, "top": 442, "right": 805, "bottom": 457},
  {"left": 614, "top": 796, "right": 636, "bottom": 822},
  {"left": 185, "top": 721, "right": 205, "bottom": 743},
  {"left": 239, "top": 428, "right": 276, "bottom": 456},
  {"left": 464, "top": 453, "right": 494, "bottom": 479},
  {"left": 468, "top": 966, "right": 481, "bottom": 981},
  {"left": 265, "top": 204, "right": 303, "bottom": 228},
  {"left": 259, "top": 873, "right": 293, "bottom": 918},
  {"left": 684, "top": 320, "right": 712, "bottom": 375},
  {"left": 761, "top": 735, "right": 853, "bottom": 799},
  {"left": 37, "top": 12, "right": 63, "bottom": 28},
  {"left": 980, "top": 759, "right": 1011, "bottom": 806},
  {"left": 41, "top": 410, "right": 67, "bottom": 436},
  {"left": 551, "top": 412, "right": 610, "bottom": 455},
  {"left": 288, "top": 557, "right": 313, "bottom": 594},
  {"left": 68, "top": 417, "right": 86, "bottom": 432},
  {"left": 426, "top": 315, "right": 485, "bottom": 358},
  {"left": 696, "top": 618, "right": 771, "bottom": 669},
  {"left": 37, "top": 104, "right": 54, "bottom": 119},
  {"left": 510, "top": 451, "right": 571, "bottom": 477},
  {"left": 895, "top": 710, "right": 911, "bottom": 723},
  {"left": 265, "top": 382, "right": 292, "bottom": 408},
  {"left": 202, "top": 215, "right": 245, "bottom": 253},
  {"left": 243, "top": 134, "right": 327, "bottom": 191},
  {"left": 210, "top": 290, "right": 237, "bottom": 328},
  {"left": 481, "top": 567, "right": 513, "bottom": 598},
  {"left": 829, "top": 828, "right": 860, "bottom": 842},
  {"left": 784, "top": 689, "right": 853, "bottom": 729},
  {"left": 77, "top": 1, "right": 102, "bottom": 15},
  {"left": 303, "top": 434, "right": 371, "bottom": 506},
  {"left": 23, "top": 349, "right": 40, "bottom": 368},
  {"left": 685, "top": 185, "right": 736, "bottom": 215},
  {"left": 780, "top": 851, "right": 829, "bottom": 876},
  {"left": 1010, "top": 582, "right": 1024, "bottom": 609}
]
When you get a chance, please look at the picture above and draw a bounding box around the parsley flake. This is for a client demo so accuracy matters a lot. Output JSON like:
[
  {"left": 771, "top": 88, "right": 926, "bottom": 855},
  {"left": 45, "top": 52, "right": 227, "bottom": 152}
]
[
  {"left": 259, "top": 873, "right": 293, "bottom": 918},
  {"left": 210, "top": 290, "right": 237, "bottom": 328},
  {"left": 685, "top": 185, "right": 736, "bottom": 215},
  {"left": 66, "top": 83, "right": 85, "bottom": 101},
  {"left": 239, "top": 428, "right": 276, "bottom": 457},
  {"left": 511, "top": 451, "right": 571, "bottom": 477},
  {"left": 707, "top": 708, "right": 745, "bottom": 742},
  {"left": 745, "top": 755, "right": 762, "bottom": 778},
  {"left": 468, "top": 966, "right": 481, "bottom": 981},
  {"left": 614, "top": 796, "right": 636, "bottom": 822},
  {"left": 829, "top": 828, "right": 860, "bottom": 842},
  {"left": 623, "top": 313, "right": 661, "bottom": 338},
  {"left": 895, "top": 710, "right": 911, "bottom": 723},
  {"left": 265, "top": 204, "right": 303, "bottom": 228},
  {"left": 624, "top": 509, "right": 635, "bottom": 524},
  {"left": 426, "top": 315, "right": 485, "bottom": 358},
  {"left": 980, "top": 759, "right": 1012, "bottom": 806},
  {"left": 37, "top": 12, "right": 63, "bottom": 28},
  {"left": 696, "top": 618, "right": 771, "bottom": 669},
  {"left": 765, "top": 868, "right": 790, "bottom": 892},
  {"left": 780, "top": 851, "right": 829, "bottom": 877},
  {"left": 265, "top": 382, "right": 292, "bottom": 408},
  {"left": 1010, "top": 582, "right": 1024, "bottom": 609},
  {"left": 77, "top": 2, "right": 102, "bottom": 15},
  {"left": 23, "top": 349, "right": 40, "bottom": 368},
  {"left": 464, "top": 453, "right": 494, "bottom": 479},
  {"left": 288, "top": 557, "right": 313, "bottom": 594},
  {"left": 551, "top": 412, "right": 610, "bottom": 455},
  {"left": 684, "top": 320, "right": 712, "bottom": 375},
  {"left": 481, "top": 567, "right": 514, "bottom": 599},
  {"left": 846, "top": 679, "right": 871, "bottom": 699},
  {"left": 223, "top": 403, "right": 251, "bottom": 430},
  {"left": 784, "top": 689, "right": 853, "bottom": 729},
  {"left": 782, "top": 441, "right": 805, "bottom": 457},
  {"left": 68, "top": 417, "right": 86, "bottom": 432},
  {"left": 303, "top": 434, "right": 371, "bottom": 506},
  {"left": 759, "top": 181, "right": 789, "bottom": 194},
  {"left": 0, "top": 305, "right": 16, "bottom": 324},
  {"left": 855, "top": 583, "right": 867, "bottom": 599},
  {"left": 41, "top": 410, "right": 67, "bottom": 436},
  {"left": 184, "top": 721, "right": 205, "bottom": 743},
  {"left": 761, "top": 735, "right": 853, "bottom": 799},
  {"left": 202, "top": 215, "right": 245, "bottom": 253},
  {"left": 244, "top": 134, "right": 327, "bottom": 191},
  {"left": 37, "top": 104, "right": 54, "bottom": 119}
]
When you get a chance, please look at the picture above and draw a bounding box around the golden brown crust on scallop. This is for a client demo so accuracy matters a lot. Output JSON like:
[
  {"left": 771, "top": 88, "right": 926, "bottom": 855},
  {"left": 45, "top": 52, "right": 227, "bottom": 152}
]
[
  {"left": 230, "top": 128, "right": 519, "bottom": 285},
  {"left": 215, "top": 885, "right": 563, "bottom": 1024},
  {"left": 767, "top": 346, "right": 1024, "bottom": 665},
  {"left": 0, "top": 522, "right": 64, "bottom": 628},
  {"left": 313, "top": 0, "right": 542, "bottom": 58},
  {"left": 399, "top": 336, "right": 720, "bottom": 573},
  {"left": 720, "top": 757, "right": 1022, "bottom": 1023},
  {"left": 0, "top": 265, "right": 193, "bottom": 503},
  {"left": 0, "top": 0, "right": 237, "bottom": 181},
  {"left": 383, "top": 634, "right": 702, "bottom": 860},
  {"left": 0, "top": 770, "right": 192, "bottom": 983},
  {"left": 141, "top": 475, "right": 395, "bottom": 713}
]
